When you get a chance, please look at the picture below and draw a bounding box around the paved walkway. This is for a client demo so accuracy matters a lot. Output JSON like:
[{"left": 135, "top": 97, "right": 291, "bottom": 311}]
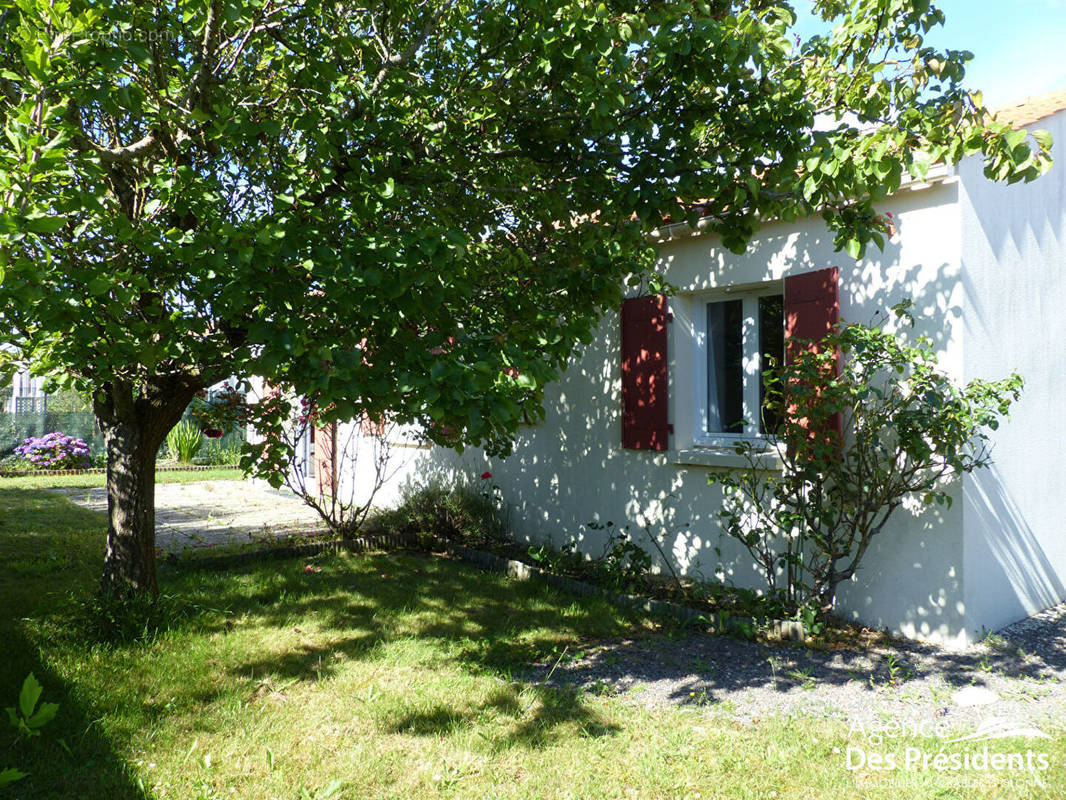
[{"left": 54, "top": 480, "right": 326, "bottom": 554}]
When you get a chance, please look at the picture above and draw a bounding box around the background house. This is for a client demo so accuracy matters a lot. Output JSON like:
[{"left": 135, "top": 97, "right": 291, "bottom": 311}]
[
  {"left": 3, "top": 368, "right": 46, "bottom": 414},
  {"left": 313, "top": 89, "right": 1066, "bottom": 648}
]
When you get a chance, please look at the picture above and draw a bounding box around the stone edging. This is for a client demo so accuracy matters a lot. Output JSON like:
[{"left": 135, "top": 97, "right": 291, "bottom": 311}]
[
  {"left": 160, "top": 533, "right": 804, "bottom": 641},
  {"left": 445, "top": 544, "right": 805, "bottom": 641},
  {"left": 0, "top": 465, "right": 242, "bottom": 478},
  {"left": 159, "top": 532, "right": 417, "bottom": 571}
]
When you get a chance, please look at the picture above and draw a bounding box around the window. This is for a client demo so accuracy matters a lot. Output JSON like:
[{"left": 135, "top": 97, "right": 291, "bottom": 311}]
[
  {"left": 620, "top": 267, "right": 838, "bottom": 454},
  {"left": 695, "top": 286, "right": 784, "bottom": 444}
]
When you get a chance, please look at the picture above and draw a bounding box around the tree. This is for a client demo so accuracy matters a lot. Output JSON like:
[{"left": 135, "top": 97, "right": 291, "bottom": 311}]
[
  {"left": 0, "top": 0, "right": 1050, "bottom": 598},
  {"left": 709, "top": 304, "right": 1024, "bottom": 616}
]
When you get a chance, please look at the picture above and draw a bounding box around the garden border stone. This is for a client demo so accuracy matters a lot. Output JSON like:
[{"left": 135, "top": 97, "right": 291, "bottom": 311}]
[
  {"left": 444, "top": 544, "right": 805, "bottom": 641},
  {"left": 0, "top": 464, "right": 242, "bottom": 478},
  {"left": 159, "top": 531, "right": 417, "bottom": 572}
]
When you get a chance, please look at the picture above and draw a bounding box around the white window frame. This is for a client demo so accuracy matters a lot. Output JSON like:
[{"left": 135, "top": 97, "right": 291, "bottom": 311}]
[{"left": 692, "top": 283, "right": 782, "bottom": 447}]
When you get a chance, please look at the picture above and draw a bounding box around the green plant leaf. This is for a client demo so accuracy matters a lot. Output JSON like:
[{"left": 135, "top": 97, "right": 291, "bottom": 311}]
[
  {"left": 0, "top": 767, "right": 28, "bottom": 787},
  {"left": 26, "top": 702, "right": 59, "bottom": 730},
  {"left": 17, "top": 673, "right": 42, "bottom": 720}
]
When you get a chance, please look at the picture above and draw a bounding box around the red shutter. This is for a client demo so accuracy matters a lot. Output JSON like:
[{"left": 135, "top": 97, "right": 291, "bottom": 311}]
[
  {"left": 314, "top": 423, "right": 336, "bottom": 496},
  {"left": 784, "top": 267, "right": 841, "bottom": 442},
  {"left": 621, "top": 294, "right": 670, "bottom": 450}
]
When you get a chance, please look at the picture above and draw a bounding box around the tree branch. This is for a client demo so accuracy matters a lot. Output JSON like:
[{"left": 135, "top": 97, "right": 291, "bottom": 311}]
[
  {"left": 186, "top": 0, "right": 224, "bottom": 112},
  {"left": 367, "top": 2, "right": 451, "bottom": 99}
]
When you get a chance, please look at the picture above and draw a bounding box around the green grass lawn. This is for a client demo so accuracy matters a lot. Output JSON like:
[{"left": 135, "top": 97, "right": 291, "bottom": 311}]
[
  {"left": 1, "top": 488, "right": 1063, "bottom": 799},
  {"left": 0, "top": 467, "right": 243, "bottom": 490}
]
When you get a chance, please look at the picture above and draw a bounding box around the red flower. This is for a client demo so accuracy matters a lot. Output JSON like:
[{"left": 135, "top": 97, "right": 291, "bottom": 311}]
[{"left": 481, "top": 471, "right": 492, "bottom": 480}]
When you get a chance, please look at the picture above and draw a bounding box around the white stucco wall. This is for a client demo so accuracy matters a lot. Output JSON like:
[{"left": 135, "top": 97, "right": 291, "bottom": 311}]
[
  {"left": 319, "top": 117, "right": 1065, "bottom": 647},
  {"left": 384, "top": 179, "right": 986, "bottom": 646},
  {"left": 958, "top": 108, "right": 1066, "bottom": 635}
]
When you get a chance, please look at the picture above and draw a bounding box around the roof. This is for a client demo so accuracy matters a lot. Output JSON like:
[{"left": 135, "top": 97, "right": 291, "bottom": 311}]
[
  {"left": 649, "top": 92, "right": 1064, "bottom": 242},
  {"left": 992, "top": 88, "right": 1066, "bottom": 129}
]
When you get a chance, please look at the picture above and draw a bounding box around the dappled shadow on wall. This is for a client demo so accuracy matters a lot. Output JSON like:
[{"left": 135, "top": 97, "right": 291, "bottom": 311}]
[{"left": 394, "top": 229, "right": 969, "bottom": 630}]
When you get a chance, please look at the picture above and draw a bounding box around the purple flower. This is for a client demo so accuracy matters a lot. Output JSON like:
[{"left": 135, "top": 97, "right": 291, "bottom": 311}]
[{"left": 14, "top": 432, "right": 92, "bottom": 470}]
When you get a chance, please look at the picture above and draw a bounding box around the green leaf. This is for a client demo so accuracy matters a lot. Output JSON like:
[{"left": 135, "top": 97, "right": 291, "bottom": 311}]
[
  {"left": 87, "top": 276, "right": 111, "bottom": 296},
  {"left": 909, "top": 151, "right": 931, "bottom": 181},
  {"left": 26, "top": 702, "right": 58, "bottom": 730},
  {"left": 0, "top": 767, "right": 28, "bottom": 787},
  {"left": 24, "top": 215, "right": 66, "bottom": 234},
  {"left": 18, "top": 673, "right": 42, "bottom": 720},
  {"left": 1031, "top": 129, "right": 1052, "bottom": 150},
  {"left": 1003, "top": 128, "right": 1027, "bottom": 151}
]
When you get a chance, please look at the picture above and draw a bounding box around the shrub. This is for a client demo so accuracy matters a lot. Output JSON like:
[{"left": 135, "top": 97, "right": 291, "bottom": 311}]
[
  {"left": 368, "top": 485, "right": 509, "bottom": 547},
  {"left": 200, "top": 440, "right": 244, "bottom": 466},
  {"left": 165, "top": 421, "right": 204, "bottom": 464},
  {"left": 14, "top": 432, "right": 91, "bottom": 470},
  {"left": 710, "top": 302, "right": 1023, "bottom": 616}
]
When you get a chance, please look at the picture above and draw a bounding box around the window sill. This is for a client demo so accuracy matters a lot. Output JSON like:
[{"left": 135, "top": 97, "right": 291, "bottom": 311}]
[{"left": 671, "top": 445, "right": 784, "bottom": 471}]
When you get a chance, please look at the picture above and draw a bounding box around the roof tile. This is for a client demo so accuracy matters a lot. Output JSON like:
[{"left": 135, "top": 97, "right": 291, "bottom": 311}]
[{"left": 992, "top": 88, "right": 1066, "bottom": 129}]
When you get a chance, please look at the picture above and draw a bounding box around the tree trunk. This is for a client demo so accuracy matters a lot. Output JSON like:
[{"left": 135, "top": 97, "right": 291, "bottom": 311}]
[
  {"left": 95, "top": 378, "right": 201, "bottom": 599},
  {"left": 818, "top": 563, "right": 840, "bottom": 616},
  {"left": 99, "top": 420, "right": 163, "bottom": 597}
]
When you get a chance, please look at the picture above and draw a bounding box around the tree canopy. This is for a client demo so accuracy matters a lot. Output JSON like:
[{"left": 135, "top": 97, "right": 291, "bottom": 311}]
[{"left": 0, "top": 0, "right": 1051, "bottom": 594}]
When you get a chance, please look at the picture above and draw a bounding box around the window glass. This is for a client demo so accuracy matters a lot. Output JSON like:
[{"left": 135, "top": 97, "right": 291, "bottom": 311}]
[
  {"left": 706, "top": 299, "right": 743, "bottom": 433},
  {"left": 759, "top": 294, "right": 784, "bottom": 434}
]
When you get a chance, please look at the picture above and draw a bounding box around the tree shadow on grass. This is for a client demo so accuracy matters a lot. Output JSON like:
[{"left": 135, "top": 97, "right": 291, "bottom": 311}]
[
  {"left": 155, "top": 550, "right": 635, "bottom": 748},
  {"left": 165, "top": 548, "right": 1066, "bottom": 729},
  {"left": 0, "top": 617, "right": 150, "bottom": 800},
  {"left": 385, "top": 683, "right": 621, "bottom": 749},
  {"left": 0, "top": 488, "right": 148, "bottom": 799}
]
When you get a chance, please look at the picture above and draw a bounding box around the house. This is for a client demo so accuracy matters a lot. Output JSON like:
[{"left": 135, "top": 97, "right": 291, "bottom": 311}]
[
  {"left": 3, "top": 368, "right": 46, "bottom": 414},
  {"left": 310, "top": 89, "right": 1066, "bottom": 648}
]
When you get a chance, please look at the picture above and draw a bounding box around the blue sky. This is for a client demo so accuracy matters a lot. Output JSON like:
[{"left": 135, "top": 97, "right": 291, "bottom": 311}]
[{"left": 791, "top": 0, "right": 1066, "bottom": 107}]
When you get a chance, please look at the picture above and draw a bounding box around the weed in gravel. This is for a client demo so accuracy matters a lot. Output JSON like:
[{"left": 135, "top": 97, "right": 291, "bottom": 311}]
[
  {"left": 767, "top": 655, "right": 783, "bottom": 690},
  {"left": 981, "top": 631, "right": 1009, "bottom": 651},
  {"left": 787, "top": 667, "right": 818, "bottom": 691},
  {"left": 686, "top": 688, "right": 712, "bottom": 706},
  {"left": 880, "top": 653, "right": 915, "bottom": 687},
  {"left": 588, "top": 680, "right": 619, "bottom": 697},
  {"left": 927, "top": 683, "right": 953, "bottom": 710}
]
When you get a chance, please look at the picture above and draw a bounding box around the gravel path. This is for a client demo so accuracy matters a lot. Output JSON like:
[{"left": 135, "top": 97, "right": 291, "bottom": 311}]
[
  {"left": 54, "top": 480, "right": 326, "bottom": 553},
  {"left": 530, "top": 603, "right": 1066, "bottom": 731}
]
